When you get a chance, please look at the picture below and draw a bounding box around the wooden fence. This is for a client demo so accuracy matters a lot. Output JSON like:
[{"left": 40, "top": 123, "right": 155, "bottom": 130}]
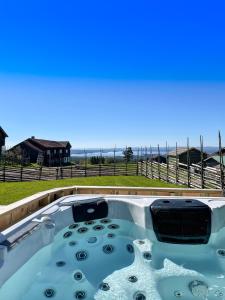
[
  {"left": 139, "top": 160, "right": 224, "bottom": 189},
  {"left": 0, "top": 160, "right": 224, "bottom": 191},
  {"left": 0, "top": 163, "right": 138, "bottom": 182}
]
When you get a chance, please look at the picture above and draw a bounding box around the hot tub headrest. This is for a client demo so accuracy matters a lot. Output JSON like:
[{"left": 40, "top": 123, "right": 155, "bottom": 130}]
[
  {"left": 72, "top": 199, "right": 108, "bottom": 222},
  {"left": 150, "top": 199, "right": 211, "bottom": 244}
]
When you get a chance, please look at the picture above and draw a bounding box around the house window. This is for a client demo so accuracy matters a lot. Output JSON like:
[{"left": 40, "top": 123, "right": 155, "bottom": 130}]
[
  {"left": 60, "top": 149, "right": 63, "bottom": 154},
  {"left": 47, "top": 150, "right": 51, "bottom": 155}
]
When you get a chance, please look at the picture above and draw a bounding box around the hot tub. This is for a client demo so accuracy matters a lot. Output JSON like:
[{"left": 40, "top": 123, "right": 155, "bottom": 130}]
[{"left": 0, "top": 195, "right": 225, "bottom": 300}]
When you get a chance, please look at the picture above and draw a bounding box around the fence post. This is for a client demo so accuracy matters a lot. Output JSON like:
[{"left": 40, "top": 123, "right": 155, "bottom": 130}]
[
  {"left": 125, "top": 146, "right": 128, "bottom": 176},
  {"left": 187, "top": 138, "right": 190, "bottom": 187},
  {"left": 145, "top": 147, "right": 148, "bottom": 177},
  {"left": 39, "top": 166, "right": 42, "bottom": 180},
  {"left": 166, "top": 142, "right": 169, "bottom": 182},
  {"left": 139, "top": 147, "right": 142, "bottom": 175},
  {"left": 175, "top": 142, "right": 178, "bottom": 184},
  {"left": 60, "top": 167, "right": 63, "bottom": 179},
  {"left": 150, "top": 145, "right": 153, "bottom": 178},
  {"left": 3, "top": 165, "right": 5, "bottom": 182},
  {"left": 70, "top": 165, "right": 73, "bottom": 178},
  {"left": 99, "top": 149, "right": 102, "bottom": 176},
  {"left": 219, "top": 131, "right": 224, "bottom": 191},
  {"left": 157, "top": 144, "right": 161, "bottom": 180},
  {"left": 84, "top": 149, "right": 87, "bottom": 177},
  {"left": 20, "top": 166, "right": 23, "bottom": 182},
  {"left": 56, "top": 167, "right": 59, "bottom": 180},
  {"left": 136, "top": 148, "right": 139, "bottom": 176},
  {"left": 113, "top": 146, "right": 116, "bottom": 176},
  {"left": 200, "top": 135, "right": 204, "bottom": 189}
]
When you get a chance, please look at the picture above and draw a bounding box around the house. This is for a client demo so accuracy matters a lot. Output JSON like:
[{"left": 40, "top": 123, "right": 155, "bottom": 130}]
[
  {"left": 208, "top": 147, "right": 225, "bottom": 157},
  {"left": 202, "top": 147, "right": 225, "bottom": 169},
  {"left": 204, "top": 155, "right": 225, "bottom": 169},
  {"left": 151, "top": 155, "right": 167, "bottom": 164},
  {"left": 7, "top": 137, "right": 71, "bottom": 166},
  {"left": 0, "top": 126, "right": 8, "bottom": 156},
  {"left": 168, "top": 147, "right": 207, "bottom": 166}
]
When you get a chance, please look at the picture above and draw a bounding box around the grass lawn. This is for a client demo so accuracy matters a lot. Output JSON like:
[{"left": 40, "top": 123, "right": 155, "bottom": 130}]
[{"left": 0, "top": 176, "right": 184, "bottom": 205}]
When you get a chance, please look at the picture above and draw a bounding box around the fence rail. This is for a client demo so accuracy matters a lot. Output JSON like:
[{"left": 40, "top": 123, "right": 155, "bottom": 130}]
[
  {"left": 0, "top": 163, "right": 138, "bottom": 182},
  {"left": 139, "top": 160, "right": 224, "bottom": 189}
]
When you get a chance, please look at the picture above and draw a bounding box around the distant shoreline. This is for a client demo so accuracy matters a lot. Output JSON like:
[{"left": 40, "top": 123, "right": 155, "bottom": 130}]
[{"left": 71, "top": 146, "right": 218, "bottom": 157}]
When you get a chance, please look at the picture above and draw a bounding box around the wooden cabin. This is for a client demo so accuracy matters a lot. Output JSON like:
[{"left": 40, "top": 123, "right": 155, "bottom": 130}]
[
  {"left": 168, "top": 147, "right": 207, "bottom": 166},
  {"left": 204, "top": 155, "right": 225, "bottom": 169},
  {"left": 7, "top": 137, "right": 71, "bottom": 166},
  {"left": 201, "top": 148, "right": 225, "bottom": 169},
  {"left": 151, "top": 155, "right": 167, "bottom": 164},
  {"left": 0, "top": 127, "right": 8, "bottom": 156}
]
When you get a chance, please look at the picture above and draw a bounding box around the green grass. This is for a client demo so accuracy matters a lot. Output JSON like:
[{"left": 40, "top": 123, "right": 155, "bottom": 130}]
[{"left": 0, "top": 176, "right": 184, "bottom": 205}]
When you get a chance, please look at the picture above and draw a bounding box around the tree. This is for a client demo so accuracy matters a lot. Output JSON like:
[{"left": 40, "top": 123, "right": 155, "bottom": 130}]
[
  {"left": 90, "top": 156, "right": 97, "bottom": 164},
  {"left": 90, "top": 156, "right": 105, "bottom": 164},
  {"left": 123, "top": 147, "right": 133, "bottom": 162}
]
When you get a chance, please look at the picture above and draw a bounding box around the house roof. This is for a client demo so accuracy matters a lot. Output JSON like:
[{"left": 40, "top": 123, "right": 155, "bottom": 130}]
[
  {"left": 23, "top": 140, "right": 44, "bottom": 152},
  {"left": 58, "top": 141, "right": 71, "bottom": 147},
  {"left": 210, "top": 147, "right": 225, "bottom": 156},
  {"left": 205, "top": 155, "right": 225, "bottom": 166},
  {"left": 29, "top": 138, "right": 71, "bottom": 149},
  {"left": 151, "top": 154, "right": 166, "bottom": 159},
  {"left": 168, "top": 147, "right": 202, "bottom": 156},
  {"left": 8, "top": 138, "right": 71, "bottom": 152},
  {"left": 0, "top": 126, "right": 8, "bottom": 137}
]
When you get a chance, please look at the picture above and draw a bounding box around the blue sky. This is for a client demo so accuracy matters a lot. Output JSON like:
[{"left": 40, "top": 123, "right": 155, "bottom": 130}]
[{"left": 0, "top": 0, "right": 225, "bottom": 148}]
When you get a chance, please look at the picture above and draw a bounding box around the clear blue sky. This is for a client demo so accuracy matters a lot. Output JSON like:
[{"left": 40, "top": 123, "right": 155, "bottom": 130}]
[{"left": 0, "top": 0, "right": 224, "bottom": 148}]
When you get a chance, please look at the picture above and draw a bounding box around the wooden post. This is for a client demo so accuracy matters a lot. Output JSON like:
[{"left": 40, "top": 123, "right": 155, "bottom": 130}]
[
  {"left": 70, "top": 165, "right": 73, "bottom": 178},
  {"left": 157, "top": 144, "right": 161, "bottom": 180},
  {"left": 136, "top": 147, "right": 139, "bottom": 176},
  {"left": 166, "top": 142, "right": 169, "bottom": 182},
  {"left": 140, "top": 146, "right": 143, "bottom": 175},
  {"left": 60, "top": 167, "right": 63, "bottom": 179},
  {"left": 150, "top": 145, "right": 153, "bottom": 178},
  {"left": 113, "top": 146, "right": 116, "bottom": 176},
  {"left": 187, "top": 138, "right": 191, "bottom": 187},
  {"left": 200, "top": 135, "right": 204, "bottom": 189},
  {"left": 175, "top": 142, "right": 178, "bottom": 184},
  {"left": 145, "top": 147, "right": 148, "bottom": 177},
  {"left": 39, "top": 166, "right": 42, "bottom": 180},
  {"left": 20, "top": 166, "right": 23, "bottom": 182},
  {"left": 99, "top": 149, "right": 102, "bottom": 176},
  {"left": 125, "top": 146, "right": 128, "bottom": 176},
  {"left": 219, "top": 131, "right": 224, "bottom": 190},
  {"left": 3, "top": 165, "right": 5, "bottom": 182},
  {"left": 84, "top": 149, "right": 87, "bottom": 177}
]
